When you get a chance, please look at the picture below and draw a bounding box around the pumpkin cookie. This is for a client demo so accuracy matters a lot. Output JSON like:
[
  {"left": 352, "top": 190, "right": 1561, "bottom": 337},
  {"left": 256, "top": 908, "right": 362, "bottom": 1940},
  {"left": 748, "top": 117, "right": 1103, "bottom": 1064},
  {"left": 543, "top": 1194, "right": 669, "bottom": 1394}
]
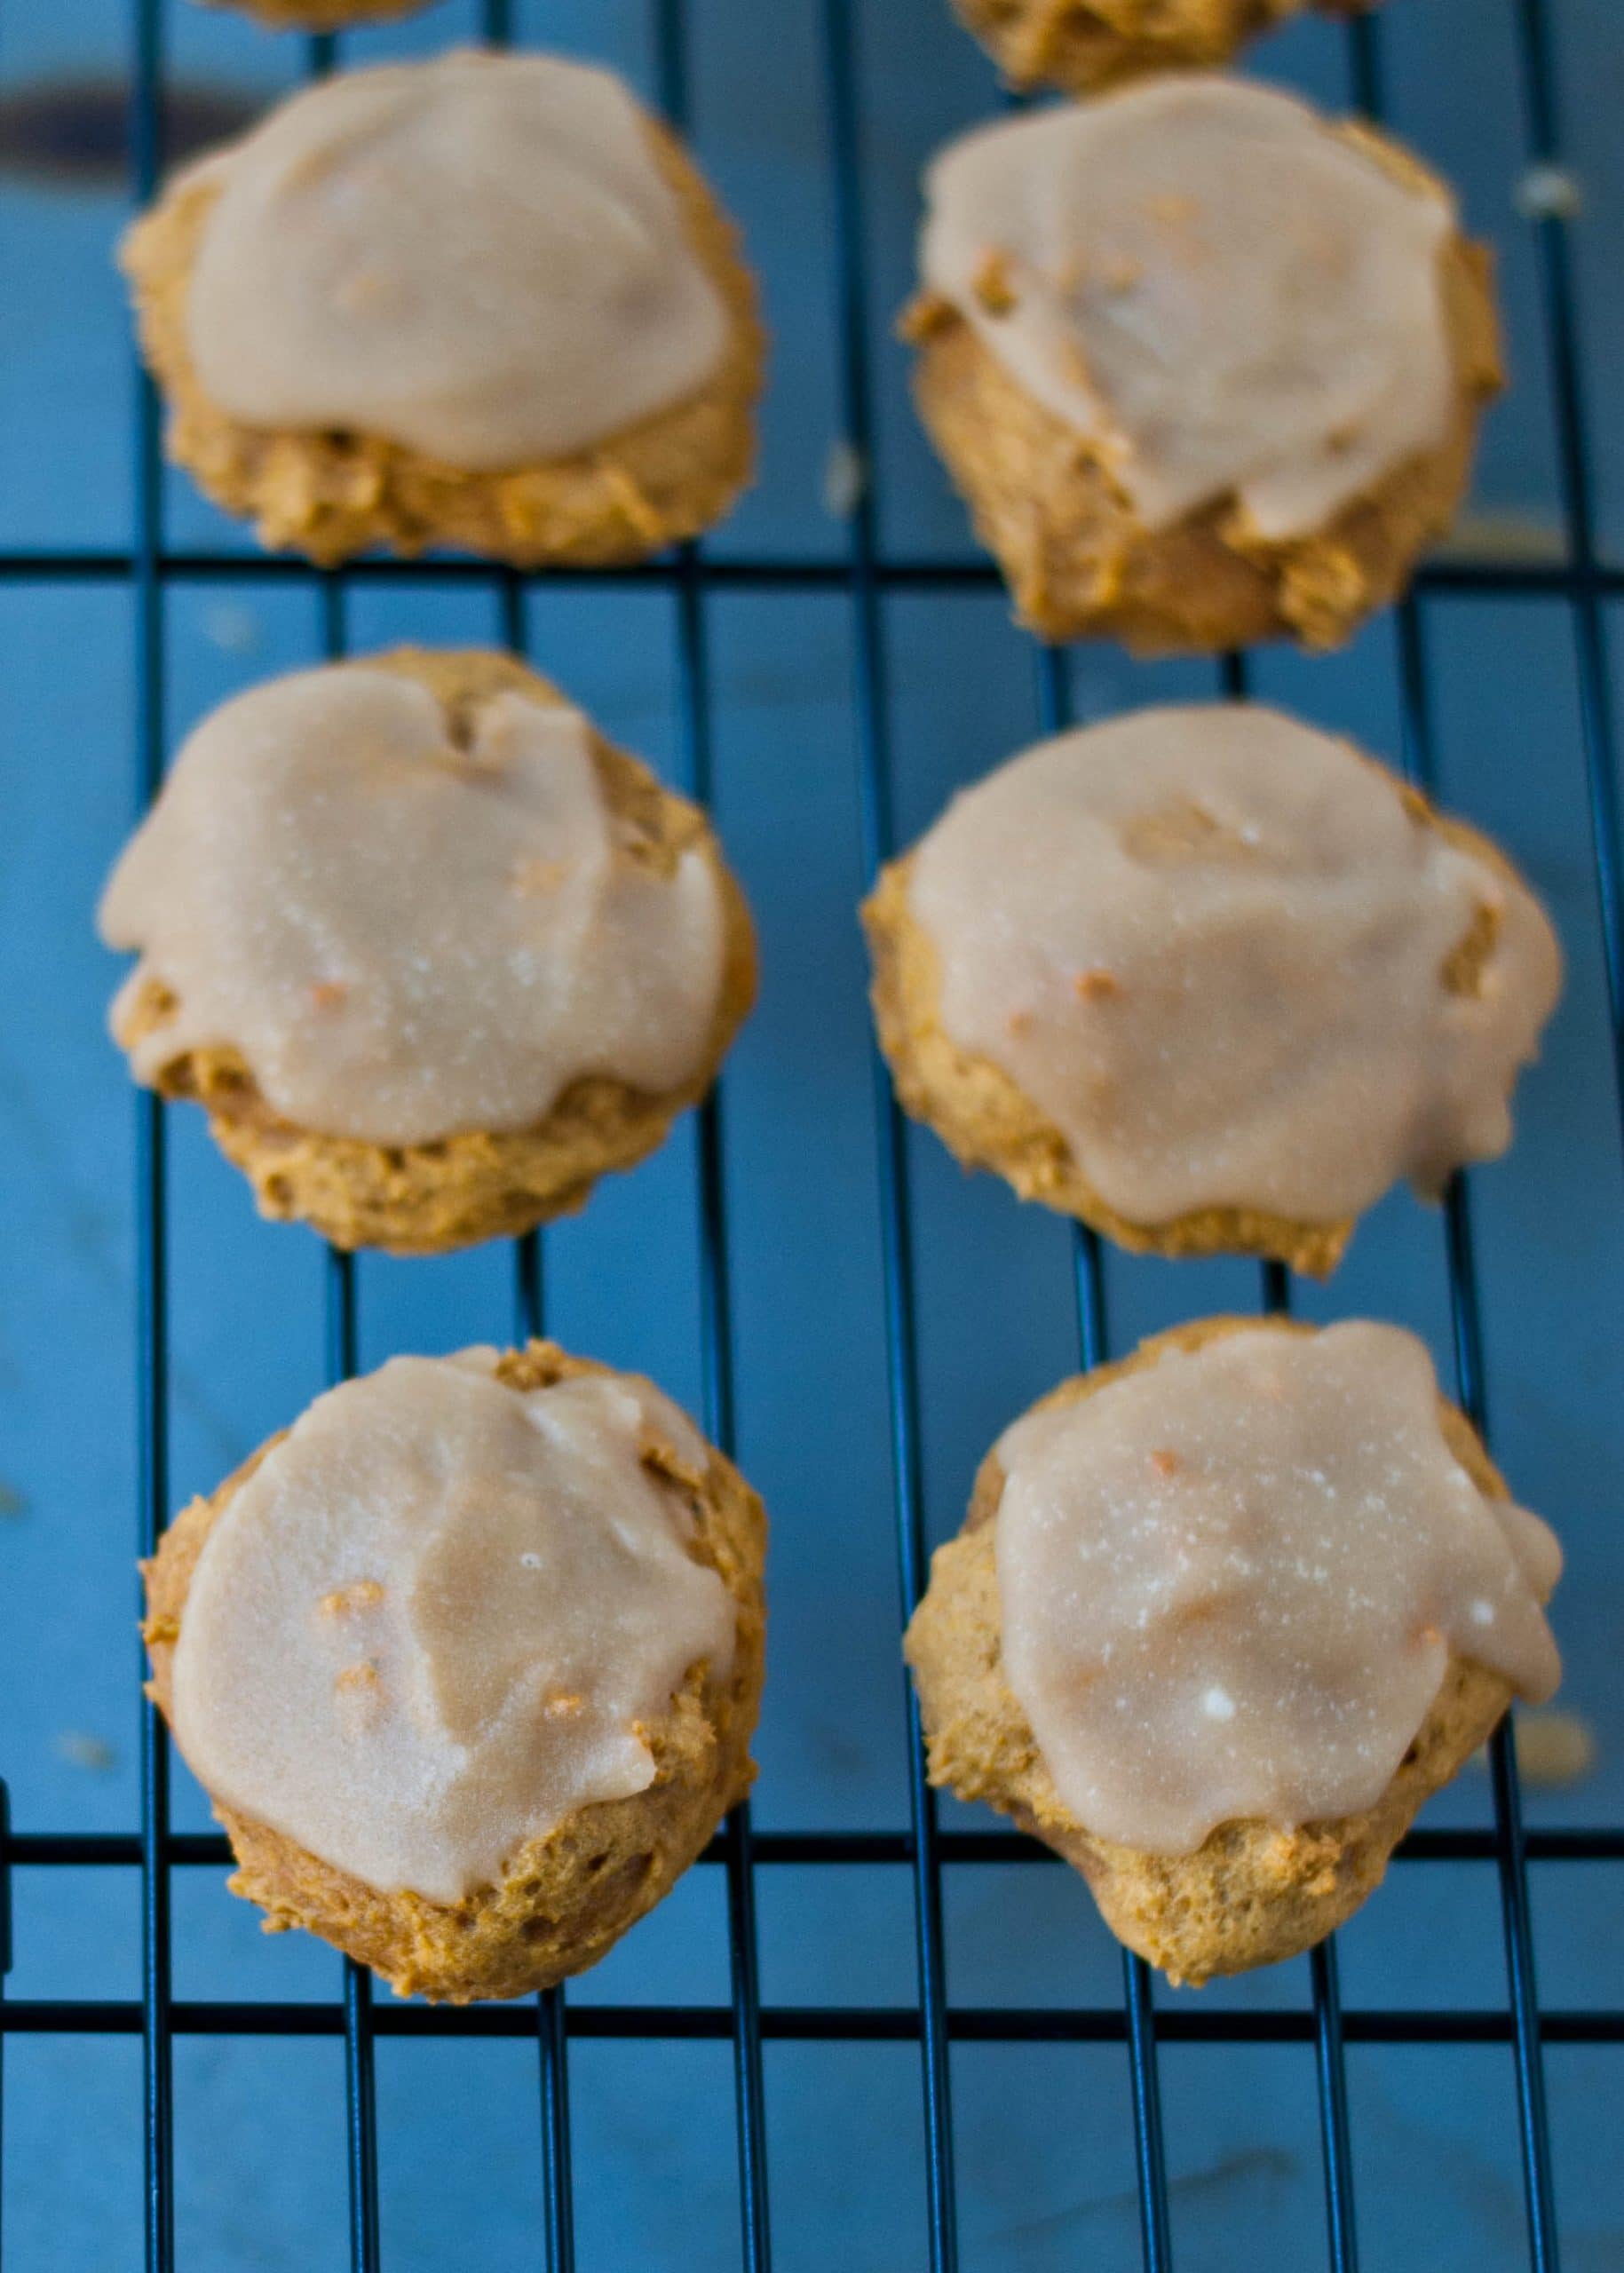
[
  {"left": 99, "top": 646, "right": 757, "bottom": 1253},
  {"left": 121, "top": 48, "right": 764, "bottom": 565},
  {"left": 951, "top": 0, "right": 1378, "bottom": 94},
  {"left": 905, "top": 1316, "right": 1563, "bottom": 1984},
  {"left": 906, "top": 75, "right": 1501, "bottom": 650},
  {"left": 144, "top": 1341, "right": 767, "bottom": 2003},
  {"left": 191, "top": 0, "right": 428, "bottom": 28},
  {"left": 863, "top": 702, "right": 1560, "bottom": 1274}
]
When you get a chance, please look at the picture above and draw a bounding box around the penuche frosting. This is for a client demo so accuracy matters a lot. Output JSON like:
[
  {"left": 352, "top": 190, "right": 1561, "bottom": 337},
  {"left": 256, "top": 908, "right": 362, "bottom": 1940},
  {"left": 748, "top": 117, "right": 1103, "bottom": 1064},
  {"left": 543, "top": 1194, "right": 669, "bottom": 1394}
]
[
  {"left": 906, "top": 702, "right": 1561, "bottom": 1227},
  {"left": 995, "top": 1322, "right": 1562, "bottom": 1854},
  {"left": 181, "top": 49, "right": 729, "bottom": 469},
  {"left": 919, "top": 75, "right": 1457, "bottom": 539},
  {"left": 170, "top": 1350, "right": 737, "bottom": 1903},
  {"left": 98, "top": 662, "right": 728, "bottom": 1147}
]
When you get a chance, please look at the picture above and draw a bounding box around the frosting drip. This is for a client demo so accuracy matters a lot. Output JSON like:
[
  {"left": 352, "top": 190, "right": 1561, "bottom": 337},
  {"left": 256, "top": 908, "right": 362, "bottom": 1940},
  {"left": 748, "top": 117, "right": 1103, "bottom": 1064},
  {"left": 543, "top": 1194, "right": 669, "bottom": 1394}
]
[
  {"left": 183, "top": 49, "right": 729, "bottom": 467},
  {"left": 906, "top": 702, "right": 1561, "bottom": 1225},
  {"left": 99, "top": 662, "right": 728, "bottom": 1146},
  {"left": 995, "top": 1323, "right": 1562, "bottom": 1854},
  {"left": 920, "top": 76, "right": 1456, "bottom": 538},
  {"left": 170, "top": 1350, "right": 736, "bottom": 1903}
]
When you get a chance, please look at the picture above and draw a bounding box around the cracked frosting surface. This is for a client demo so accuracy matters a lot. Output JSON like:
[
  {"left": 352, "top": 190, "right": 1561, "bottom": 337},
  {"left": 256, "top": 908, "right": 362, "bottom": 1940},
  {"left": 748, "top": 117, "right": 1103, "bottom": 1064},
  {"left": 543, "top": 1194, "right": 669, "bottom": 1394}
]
[
  {"left": 920, "top": 75, "right": 1456, "bottom": 538},
  {"left": 906, "top": 702, "right": 1561, "bottom": 1225},
  {"left": 99, "top": 661, "right": 727, "bottom": 1146},
  {"left": 181, "top": 48, "right": 729, "bottom": 468},
  {"left": 995, "top": 1322, "right": 1562, "bottom": 1852},
  {"left": 170, "top": 1350, "right": 736, "bottom": 1904}
]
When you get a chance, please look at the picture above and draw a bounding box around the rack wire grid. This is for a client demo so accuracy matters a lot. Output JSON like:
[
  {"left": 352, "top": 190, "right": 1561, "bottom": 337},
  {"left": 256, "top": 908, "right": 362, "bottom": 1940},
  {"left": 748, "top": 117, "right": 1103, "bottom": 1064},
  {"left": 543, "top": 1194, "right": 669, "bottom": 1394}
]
[{"left": 0, "top": 0, "right": 1620, "bottom": 2266}]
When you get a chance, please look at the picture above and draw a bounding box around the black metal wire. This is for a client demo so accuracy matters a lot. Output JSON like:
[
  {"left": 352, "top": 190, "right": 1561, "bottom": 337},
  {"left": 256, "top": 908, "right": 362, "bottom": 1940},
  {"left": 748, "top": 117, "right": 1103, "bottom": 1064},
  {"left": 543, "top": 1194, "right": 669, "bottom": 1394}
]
[
  {"left": 497, "top": 558, "right": 579, "bottom": 2273},
  {"left": 1383, "top": 595, "right": 1565, "bottom": 2271},
  {"left": 329, "top": 1233, "right": 382, "bottom": 2273},
  {"left": 1507, "top": 0, "right": 1624, "bottom": 1129},
  {"left": 312, "top": 548, "right": 384, "bottom": 2273},
  {"left": 1256, "top": 1266, "right": 1360, "bottom": 2273},
  {"left": 816, "top": 4, "right": 967, "bottom": 2264},
  {"left": 668, "top": 554, "right": 775, "bottom": 2273},
  {"left": 649, "top": 11, "right": 774, "bottom": 2265},
  {"left": 1351, "top": 19, "right": 1599, "bottom": 2261},
  {"left": 1215, "top": 638, "right": 1367, "bottom": 2273},
  {"left": 129, "top": 2, "right": 173, "bottom": 2266},
  {"left": 1035, "top": 646, "right": 1177, "bottom": 2273},
  {"left": 0, "top": 1780, "right": 9, "bottom": 2273},
  {"left": 0, "top": 1, "right": 1613, "bottom": 2267},
  {"left": 1337, "top": 20, "right": 1578, "bottom": 2261},
  {"left": 4, "top": 1818, "right": 1620, "bottom": 1868},
  {"left": 1, "top": 1992, "right": 1618, "bottom": 2047},
  {"left": 463, "top": 1, "right": 581, "bottom": 2230},
  {"left": 0, "top": 548, "right": 1604, "bottom": 594}
]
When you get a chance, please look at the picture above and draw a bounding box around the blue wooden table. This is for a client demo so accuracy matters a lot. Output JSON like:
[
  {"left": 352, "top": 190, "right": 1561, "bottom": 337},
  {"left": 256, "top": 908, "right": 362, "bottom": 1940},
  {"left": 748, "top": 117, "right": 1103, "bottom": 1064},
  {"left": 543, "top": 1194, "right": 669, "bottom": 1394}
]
[{"left": 0, "top": 0, "right": 1620, "bottom": 2265}]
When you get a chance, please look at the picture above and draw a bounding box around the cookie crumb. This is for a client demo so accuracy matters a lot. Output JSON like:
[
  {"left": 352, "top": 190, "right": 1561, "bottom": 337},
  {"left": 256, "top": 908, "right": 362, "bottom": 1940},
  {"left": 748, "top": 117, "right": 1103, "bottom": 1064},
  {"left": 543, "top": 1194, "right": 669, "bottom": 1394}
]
[
  {"left": 1515, "top": 164, "right": 1582, "bottom": 222},
  {"left": 1514, "top": 1708, "right": 1596, "bottom": 1788},
  {"left": 56, "top": 1730, "right": 117, "bottom": 1774},
  {"left": 1073, "top": 967, "right": 1121, "bottom": 1002},
  {"left": 822, "top": 437, "right": 867, "bottom": 519},
  {"left": 1149, "top": 1447, "right": 1180, "bottom": 1479},
  {"left": 204, "top": 601, "right": 262, "bottom": 656}
]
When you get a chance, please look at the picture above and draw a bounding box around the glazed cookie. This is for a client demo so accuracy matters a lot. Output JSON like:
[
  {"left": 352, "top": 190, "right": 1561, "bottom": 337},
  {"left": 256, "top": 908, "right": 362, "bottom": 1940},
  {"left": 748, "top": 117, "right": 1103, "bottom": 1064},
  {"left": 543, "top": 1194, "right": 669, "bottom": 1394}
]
[
  {"left": 951, "top": 0, "right": 1376, "bottom": 94},
  {"left": 863, "top": 701, "right": 1560, "bottom": 1274},
  {"left": 906, "top": 1316, "right": 1562, "bottom": 1983},
  {"left": 191, "top": 0, "right": 429, "bottom": 28},
  {"left": 99, "top": 646, "right": 757, "bottom": 1253},
  {"left": 143, "top": 1342, "right": 767, "bottom": 2003},
  {"left": 905, "top": 76, "right": 1501, "bottom": 650},
  {"left": 121, "top": 49, "right": 764, "bottom": 565}
]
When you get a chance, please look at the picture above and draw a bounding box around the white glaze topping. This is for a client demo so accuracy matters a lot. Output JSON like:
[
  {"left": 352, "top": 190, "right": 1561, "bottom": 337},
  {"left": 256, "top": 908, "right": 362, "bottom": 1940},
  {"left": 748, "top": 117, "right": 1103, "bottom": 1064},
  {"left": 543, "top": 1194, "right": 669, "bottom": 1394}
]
[
  {"left": 182, "top": 49, "right": 729, "bottom": 468},
  {"left": 995, "top": 1323, "right": 1562, "bottom": 1853},
  {"left": 170, "top": 1350, "right": 736, "bottom": 1903},
  {"left": 99, "top": 662, "right": 728, "bottom": 1146},
  {"left": 920, "top": 76, "right": 1457, "bottom": 537},
  {"left": 906, "top": 702, "right": 1561, "bottom": 1225}
]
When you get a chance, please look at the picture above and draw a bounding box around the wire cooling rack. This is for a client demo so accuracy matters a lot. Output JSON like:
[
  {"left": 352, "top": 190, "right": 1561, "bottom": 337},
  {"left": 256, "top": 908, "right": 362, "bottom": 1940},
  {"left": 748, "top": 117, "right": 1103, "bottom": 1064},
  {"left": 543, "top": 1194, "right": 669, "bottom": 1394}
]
[{"left": 0, "top": 0, "right": 1620, "bottom": 2268}]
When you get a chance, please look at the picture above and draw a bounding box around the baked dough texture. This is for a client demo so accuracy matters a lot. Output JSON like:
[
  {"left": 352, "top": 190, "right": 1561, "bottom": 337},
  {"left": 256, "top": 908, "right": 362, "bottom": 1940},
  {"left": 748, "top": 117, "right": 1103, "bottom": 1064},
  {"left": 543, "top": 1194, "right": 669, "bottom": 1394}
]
[
  {"left": 143, "top": 1341, "right": 768, "bottom": 2004},
  {"left": 906, "top": 123, "right": 1502, "bottom": 653},
  {"left": 904, "top": 1316, "right": 1526, "bottom": 1984},
  {"left": 192, "top": 0, "right": 428, "bottom": 27},
  {"left": 111, "top": 647, "right": 757, "bottom": 1255},
  {"left": 863, "top": 762, "right": 1533, "bottom": 1276},
  {"left": 120, "top": 112, "right": 764, "bottom": 566},
  {"left": 952, "top": 0, "right": 1375, "bottom": 92}
]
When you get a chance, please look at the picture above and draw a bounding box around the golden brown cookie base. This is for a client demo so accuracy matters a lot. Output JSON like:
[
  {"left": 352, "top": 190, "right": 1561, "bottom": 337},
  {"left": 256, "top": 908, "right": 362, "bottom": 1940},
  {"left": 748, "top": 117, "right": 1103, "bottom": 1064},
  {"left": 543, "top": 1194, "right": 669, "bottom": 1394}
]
[
  {"left": 192, "top": 0, "right": 427, "bottom": 26},
  {"left": 120, "top": 122, "right": 764, "bottom": 566},
  {"left": 113, "top": 648, "right": 757, "bottom": 1255},
  {"left": 906, "top": 126, "right": 1502, "bottom": 653},
  {"left": 904, "top": 1315, "right": 1525, "bottom": 1984},
  {"left": 953, "top": 0, "right": 1373, "bottom": 92},
  {"left": 142, "top": 1341, "right": 768, "bottom": 2004},
  {"left": 863, "top": 753, "right": 1520, "bottom": 1274}
]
